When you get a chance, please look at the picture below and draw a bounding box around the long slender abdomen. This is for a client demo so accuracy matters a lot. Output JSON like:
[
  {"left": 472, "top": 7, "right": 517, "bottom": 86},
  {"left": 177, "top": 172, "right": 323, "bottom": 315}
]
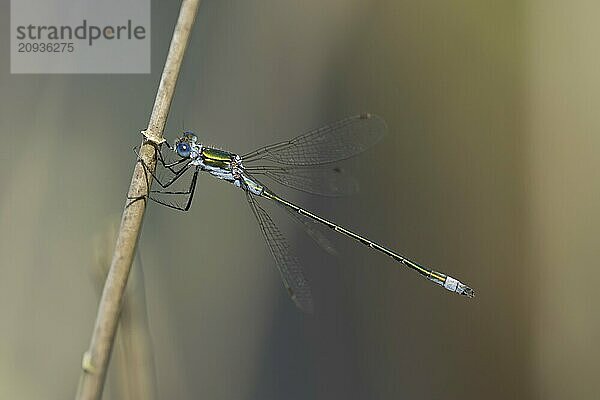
[{"left": 262, "top": 189, "right": 474, "bottom": 297}]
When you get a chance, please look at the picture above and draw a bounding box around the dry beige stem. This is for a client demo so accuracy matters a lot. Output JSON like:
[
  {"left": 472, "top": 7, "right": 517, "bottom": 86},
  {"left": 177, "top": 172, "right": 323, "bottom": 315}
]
[
  {"left": 75, "top": 1, "right": 201, "bottom": 399},
  {"left": 91, "top": 220, "right": 158, "bottom": 400}
]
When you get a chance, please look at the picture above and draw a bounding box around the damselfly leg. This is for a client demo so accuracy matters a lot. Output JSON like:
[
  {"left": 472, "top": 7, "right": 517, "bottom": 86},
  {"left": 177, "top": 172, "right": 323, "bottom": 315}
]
[
  {"left": 148, "top": 168, "right": 199, "bottom": 211},
  {"left": 132, "top": 143, "right": 200, "bottom": 211}
]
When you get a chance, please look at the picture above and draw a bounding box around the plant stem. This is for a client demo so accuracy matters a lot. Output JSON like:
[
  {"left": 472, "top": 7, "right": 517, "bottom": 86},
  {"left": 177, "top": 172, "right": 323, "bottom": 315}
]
[{"left": 75, "top": 1, "right": 201, "bottom": 399}]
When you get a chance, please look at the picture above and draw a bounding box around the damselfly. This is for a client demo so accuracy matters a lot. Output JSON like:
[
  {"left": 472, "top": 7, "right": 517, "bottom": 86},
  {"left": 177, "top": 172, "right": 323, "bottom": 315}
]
[{"left": 137, "top": 114, "right": 474, "bottom": 312}]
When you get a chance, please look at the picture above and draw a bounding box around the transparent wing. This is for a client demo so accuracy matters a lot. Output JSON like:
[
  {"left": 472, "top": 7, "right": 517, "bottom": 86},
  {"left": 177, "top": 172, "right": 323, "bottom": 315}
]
[
  {"left": 242, "top": 114, "right": 386, "bottom": 166},
  {"left": 246, "top": 192, "right": 314, "bottom": 313},
  {"left": 244, "top": 165, "right": 359, "bottom": 197},
  {"left": 282, "top": 205, "right": 338, "bottom": 256}
]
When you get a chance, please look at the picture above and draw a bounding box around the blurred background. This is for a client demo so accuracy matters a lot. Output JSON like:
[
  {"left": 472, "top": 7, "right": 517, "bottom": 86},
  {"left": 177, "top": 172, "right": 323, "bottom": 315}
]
[{"left": 1, "top": 0, "right": 599, "bottom": 399}]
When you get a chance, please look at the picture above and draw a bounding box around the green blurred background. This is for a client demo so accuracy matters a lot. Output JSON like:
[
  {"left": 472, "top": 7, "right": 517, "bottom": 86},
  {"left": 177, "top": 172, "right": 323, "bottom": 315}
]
[{"left": 1, "top": 1, "right": 598, "bottom": 399}]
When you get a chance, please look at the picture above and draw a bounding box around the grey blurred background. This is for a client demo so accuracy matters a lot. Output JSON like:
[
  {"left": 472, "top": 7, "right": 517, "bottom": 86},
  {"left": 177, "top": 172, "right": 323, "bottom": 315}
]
[{"left": 1, "top": 1, "right": 598, "bottom": 399}]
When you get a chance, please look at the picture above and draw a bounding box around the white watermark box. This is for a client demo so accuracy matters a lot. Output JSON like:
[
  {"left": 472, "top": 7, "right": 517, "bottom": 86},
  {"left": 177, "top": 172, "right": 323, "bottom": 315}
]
[{"left": 11, "top": 0, "right": 150, "bottom": 74}]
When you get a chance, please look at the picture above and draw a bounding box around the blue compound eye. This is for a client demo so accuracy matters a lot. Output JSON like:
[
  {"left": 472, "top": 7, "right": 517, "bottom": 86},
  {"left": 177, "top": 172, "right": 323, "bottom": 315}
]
[{"left": 176, "top": 142, "right": 192, "bottom": 158}]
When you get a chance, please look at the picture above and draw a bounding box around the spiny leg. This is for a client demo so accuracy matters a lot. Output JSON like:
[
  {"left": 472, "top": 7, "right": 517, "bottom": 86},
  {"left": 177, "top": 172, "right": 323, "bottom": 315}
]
[
  {"left": 127, "top": 147, "right": 193, "bottom": 209},
  {"left": 148, "top": 167, "right": 199, "bottom": 211},
  {"left": 132, "top": 144, "right": 191, "bottom": 188}
]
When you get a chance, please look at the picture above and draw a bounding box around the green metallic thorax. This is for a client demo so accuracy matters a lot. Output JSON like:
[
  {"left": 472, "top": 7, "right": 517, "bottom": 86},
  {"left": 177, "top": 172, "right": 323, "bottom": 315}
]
[{"left": 201, "top": 147, "right": 234, "bottom": 169}]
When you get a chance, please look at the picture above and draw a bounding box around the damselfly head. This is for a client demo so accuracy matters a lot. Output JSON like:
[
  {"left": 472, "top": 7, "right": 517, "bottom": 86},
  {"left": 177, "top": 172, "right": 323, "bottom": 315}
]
[{"left": 174, "top": 131, "right": 198, "bottom": 158}]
